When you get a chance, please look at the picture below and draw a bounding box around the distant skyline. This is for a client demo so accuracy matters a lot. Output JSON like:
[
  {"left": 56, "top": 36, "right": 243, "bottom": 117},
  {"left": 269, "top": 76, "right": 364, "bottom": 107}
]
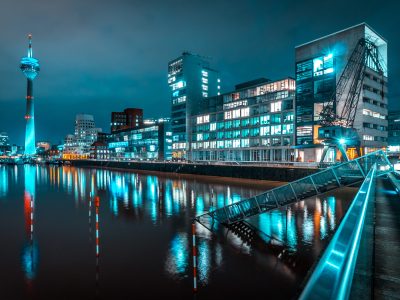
[{"left": 0, "top": 0, "right": 399, "bottom": 145}]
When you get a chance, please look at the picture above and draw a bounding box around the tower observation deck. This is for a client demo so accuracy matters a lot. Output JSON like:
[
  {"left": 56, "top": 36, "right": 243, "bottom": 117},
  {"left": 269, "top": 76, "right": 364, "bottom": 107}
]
[{"left": 20, "top": 34, "right": 40, "bottom": 156}]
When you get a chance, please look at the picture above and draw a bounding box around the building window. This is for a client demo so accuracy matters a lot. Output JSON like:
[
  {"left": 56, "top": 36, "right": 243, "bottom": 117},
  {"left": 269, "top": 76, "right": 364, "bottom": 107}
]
[
  {"left": 271, "top": 125, "right": 282, "bottom": 135},
  {"left": 196, "top": 115, "right": 210, "bottom": 124},
  {"left": 260, "top": 126, "right": 270, "bottom": 136},
  {"left": 363, "top": 135, "right": 374, "bottom": 141},
  {"left": 210, "top": 122, "right": 216, "bottom": 131},
  {"left": 271, "top": 101, "right": 282, "bottom": 113},
  {"left": 171, "top": 81, "right": 186, "bottom": 91},
  {"left": 241, "top": 139, "right": 249, "bottom": 147},
  {"left": 282, "top": 124, "right": 293, "bottom": 134},
  {"left": 260, "top": 115, "right": 270, "bottom": 125},
  {"left": 232, "top": 109, "right": 241, "bottom": 119},
  {"left": 241, "top": 107, "right": 250, "bottom": 117}
]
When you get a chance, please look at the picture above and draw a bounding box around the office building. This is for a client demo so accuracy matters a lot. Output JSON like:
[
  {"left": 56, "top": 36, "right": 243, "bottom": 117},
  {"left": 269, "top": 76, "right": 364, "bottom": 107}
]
[
  {"left": 190, "top": 77, "right": 296, "bottom": 162},
  {"left": 0, "top": 132, "right": 10, "bottom": 155},
  {"left": 0, "top": 132, "right": 9, "bottom": 147},
  {"left": 111, "top": 108, "right": 143, "bottom": 132},
  {"left": 295, "top": 23, "right": 388, "bottom": 162},
  {"left": 90, "top": 141, "right": 110, "bottom": 160},
  {"left": 388, "top": 111, "right": 400, "bottom": 153},
  {"left": 63, "top": 114, "right": 102, "bottom": 159},
  {"left": 168, "top": 52, "right": 220, "bottom": 159},
  {"left": 107, "top": 119, "right": 172, "bottom": 160}
]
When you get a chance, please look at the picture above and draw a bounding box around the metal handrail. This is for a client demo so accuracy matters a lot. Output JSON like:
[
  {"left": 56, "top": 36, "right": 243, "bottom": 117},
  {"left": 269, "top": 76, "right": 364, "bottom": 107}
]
[
  {"left": 195, "top": 150, "right": 392, "bottom": 226},
  {"left": 299, "top": 164, "right": 377, "bottom": 300}
]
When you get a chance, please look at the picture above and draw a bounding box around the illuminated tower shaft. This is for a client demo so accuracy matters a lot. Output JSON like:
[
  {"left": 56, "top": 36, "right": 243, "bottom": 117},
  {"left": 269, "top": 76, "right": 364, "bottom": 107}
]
[
  {"left": 25, "top": 79, "right": 35, "bottom": 154},
  {"left": 20, "top": 35, "right": 40, "bottom": 156}
]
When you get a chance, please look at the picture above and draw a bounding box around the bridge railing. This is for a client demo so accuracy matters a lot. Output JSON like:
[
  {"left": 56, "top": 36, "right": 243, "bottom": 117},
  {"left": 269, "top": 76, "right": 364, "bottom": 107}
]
[
  {"left": 299, "top": 163, "right": 378, "bottom": 300},
  {"left": 195, "top": 150, "right": 392, "bottom": 227}
]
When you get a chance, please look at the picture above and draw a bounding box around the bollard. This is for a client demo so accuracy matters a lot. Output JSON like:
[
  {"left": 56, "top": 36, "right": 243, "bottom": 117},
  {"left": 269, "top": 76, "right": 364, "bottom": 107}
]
[
  {"left": 192, "top": 222, "right": 198, "bottom": 293},
  {"left": 95, "top": 196, "right": 100, "bottom": 257}
]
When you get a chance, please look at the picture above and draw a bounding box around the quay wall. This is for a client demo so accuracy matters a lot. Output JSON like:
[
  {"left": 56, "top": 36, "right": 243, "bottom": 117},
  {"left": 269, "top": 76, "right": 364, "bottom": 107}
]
[{"left": 70, "top": 160, "right": 318, "bottom": 182}]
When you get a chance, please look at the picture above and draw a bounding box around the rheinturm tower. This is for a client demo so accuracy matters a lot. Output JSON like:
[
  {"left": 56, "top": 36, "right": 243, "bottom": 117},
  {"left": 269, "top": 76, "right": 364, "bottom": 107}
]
[{"left": 20, "top": 34, "right": 40, "bottom": 156}]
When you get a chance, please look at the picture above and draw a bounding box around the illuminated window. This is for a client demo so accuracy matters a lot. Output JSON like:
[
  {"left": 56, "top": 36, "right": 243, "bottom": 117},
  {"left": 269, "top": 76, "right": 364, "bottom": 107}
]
[
  {"left": 202, "top": 70, "right": 208, "bottom": 77},
  {"left": 271, "top": 125, "right": 281, "bottom": 135},
  {"left": 210, "top": 122, "right": 216, "bottom": 131},
  {"left": 168, "top": 76, "right": 176, "bottom": 84},
  {"left": 271, "top": 101, "right": 282, "bottom": 113},
  {"left": 241, "top": 107, "right": 249, "bottom": 117},
  {"left": 363, "top": 135, "right": 374, "bottom": 141},
  {"left": 241, "top": 139, "right": 249, "bottom": 147},
  {"left": 202, "top": 84, "right": 208, "bottom": 91},
  {"left": 282, "top": 124, "right": 293, "bottom": 134},
  {"left": 260, "top": 115, "right": 270, "bottom": 125},
  {"left": 232, "top": 139, "right": 240, "bottom": 148},
  {"left": 196, "top": 115, "right": 210, "bottom": 124},
  {"left": 202, "top": 78, "right": 208, "bottom": 84},
  {"left": 271, "top": 114, "right": 281, "bottom": 124},
  {"left": 260, "top": 126, "right": 270, "bottom": 136},
  {"left": 171, "top": 81, "right": 186, "bottom": 91},
  {"left": 297, "top": 126, "right": 312, "bottom": 136},
  {"left": 233, "top": 109, "right": 241, "bottom": 119},
  {"left": 202, "top": 92, "right": 208, "bottom": 98},
  {"left": 172, "top": 96, "right": 186, "bottom": 105}
]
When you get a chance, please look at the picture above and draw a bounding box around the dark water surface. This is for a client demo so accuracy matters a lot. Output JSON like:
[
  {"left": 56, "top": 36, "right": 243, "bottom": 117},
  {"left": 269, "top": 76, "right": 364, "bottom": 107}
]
[{"left": 0, "top": 165, "right": 357, "bottom": 299}]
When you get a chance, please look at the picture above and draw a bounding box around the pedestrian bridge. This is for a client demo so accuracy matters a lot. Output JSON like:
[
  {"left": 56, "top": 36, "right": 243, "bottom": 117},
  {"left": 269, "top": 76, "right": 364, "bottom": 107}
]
[
  {"left": 195, "top": 150, "right": 392, "bottom": 229},
  {"left": 195, "top": 150, "right": 398, "bottom": 299}
]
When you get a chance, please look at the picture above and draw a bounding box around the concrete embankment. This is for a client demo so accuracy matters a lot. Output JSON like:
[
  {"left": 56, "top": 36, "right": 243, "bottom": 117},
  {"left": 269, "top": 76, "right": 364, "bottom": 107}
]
[{"left": 70, "top": 160, "right": 318, "bottom": 182}]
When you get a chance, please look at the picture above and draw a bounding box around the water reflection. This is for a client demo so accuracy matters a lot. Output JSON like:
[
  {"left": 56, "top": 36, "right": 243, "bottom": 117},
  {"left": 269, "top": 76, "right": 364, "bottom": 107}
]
[
  {"left": 0, "top": 165, "right": 354, "bottom": 298},
  {"left": 250, "top": 195, "right": 342, "bottom": 252},
  {"left": 22, "top": 165, "right": 38, "bottom": 284},
  {"left": 0, "top": 166, "right": 8, "bottom": 197},
  {"left": 35, "top": 167, "right": 348, "bottom": 284}
]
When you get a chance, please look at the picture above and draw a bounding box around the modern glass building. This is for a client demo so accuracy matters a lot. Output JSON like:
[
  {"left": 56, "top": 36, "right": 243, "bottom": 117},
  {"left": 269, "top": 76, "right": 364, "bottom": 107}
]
[
  {"left": 295, "top": 23, "right": 388, "bottom": 162},
  {"left": 168, "top": 52, "right": 220, "bottom": 160},
  {"left": 107, "top": 120, "right": 172, "bottom": 161},
  {"left": 190, "top": 77, "right": 296, "bottom": 162}
]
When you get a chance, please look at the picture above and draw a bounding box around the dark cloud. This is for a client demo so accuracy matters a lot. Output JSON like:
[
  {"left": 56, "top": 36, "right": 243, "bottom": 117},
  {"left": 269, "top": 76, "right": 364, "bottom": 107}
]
[{"left": 0, "top": 0, "right": 398, "bottom": 144}]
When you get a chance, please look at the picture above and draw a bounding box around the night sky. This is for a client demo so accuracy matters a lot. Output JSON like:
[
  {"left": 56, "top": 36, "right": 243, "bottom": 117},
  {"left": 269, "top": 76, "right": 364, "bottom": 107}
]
[{"left": 0, "top": 0, "right": 399, "bottom": 145}]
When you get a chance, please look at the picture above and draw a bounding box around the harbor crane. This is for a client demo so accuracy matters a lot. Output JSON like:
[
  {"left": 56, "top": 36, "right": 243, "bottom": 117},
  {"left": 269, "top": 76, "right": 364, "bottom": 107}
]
[{"left": 318, "top": 38, "right": 385, "bottom": 166}]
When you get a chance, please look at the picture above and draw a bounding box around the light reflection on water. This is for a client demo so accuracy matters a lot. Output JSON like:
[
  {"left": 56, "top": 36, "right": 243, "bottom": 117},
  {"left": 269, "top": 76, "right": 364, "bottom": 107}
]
[{"left": 0, "top": 165, "right": 355, "bottom": 298}]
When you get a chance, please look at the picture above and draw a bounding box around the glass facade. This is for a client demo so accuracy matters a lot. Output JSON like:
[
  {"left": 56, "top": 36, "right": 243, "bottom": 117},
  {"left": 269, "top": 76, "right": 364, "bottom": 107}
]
[
  {"left": 107, "top": 121, "right": 172, "bottom": 161},
  {"left": 295, "top": 24, "right": 388, "bottom": 161},
  {"left": 168, "top": 52, "right": 220, "bottom": 160},
  {"left": 190, "top": 78, "right": 296, "bottom": 162},
  {"left": 295, "top": 54, "right": 336, "bottom": 146}
]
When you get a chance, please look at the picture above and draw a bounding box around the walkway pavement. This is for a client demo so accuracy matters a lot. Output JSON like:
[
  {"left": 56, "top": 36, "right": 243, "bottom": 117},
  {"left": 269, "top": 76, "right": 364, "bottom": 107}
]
[{"left": 374, "top": 178, "right": 400, "bottom": 299}]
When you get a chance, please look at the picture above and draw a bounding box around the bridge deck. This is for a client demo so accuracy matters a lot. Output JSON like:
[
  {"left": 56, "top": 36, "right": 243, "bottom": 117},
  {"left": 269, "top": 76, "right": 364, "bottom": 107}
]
[{"left": 374, "top": 177, "right": 400, "bottom": 299}]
